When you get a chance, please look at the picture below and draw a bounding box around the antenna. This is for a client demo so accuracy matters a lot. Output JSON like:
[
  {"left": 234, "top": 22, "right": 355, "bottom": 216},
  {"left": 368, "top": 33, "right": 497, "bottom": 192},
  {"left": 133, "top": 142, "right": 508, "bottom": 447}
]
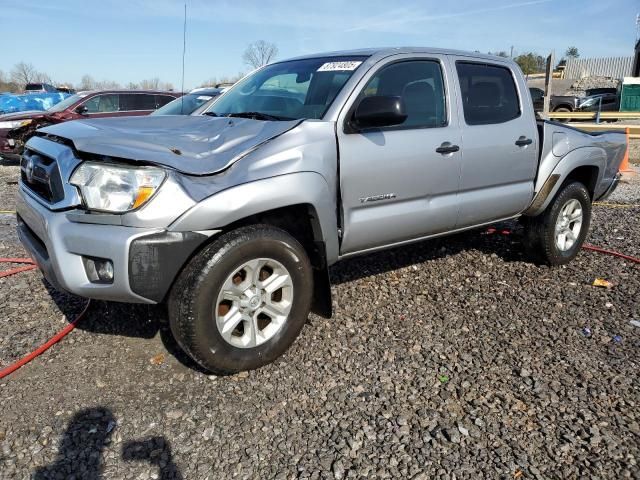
[{"left": 181, "top": 3, "right": 187, "bottom": 112}]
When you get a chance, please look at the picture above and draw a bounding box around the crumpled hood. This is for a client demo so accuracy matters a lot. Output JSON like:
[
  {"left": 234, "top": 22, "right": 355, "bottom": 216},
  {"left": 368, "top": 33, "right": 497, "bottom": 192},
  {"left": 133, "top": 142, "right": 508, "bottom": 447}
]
[{"left": 37, "top": 115, "right": 302, "bottom": 175}]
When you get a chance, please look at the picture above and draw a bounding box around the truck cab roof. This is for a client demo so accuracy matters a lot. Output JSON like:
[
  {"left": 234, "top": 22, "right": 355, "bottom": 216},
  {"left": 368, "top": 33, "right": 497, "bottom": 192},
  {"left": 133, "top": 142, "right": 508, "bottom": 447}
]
[{"left": 285, "top": 47, "right": 515, "bottom": 64}]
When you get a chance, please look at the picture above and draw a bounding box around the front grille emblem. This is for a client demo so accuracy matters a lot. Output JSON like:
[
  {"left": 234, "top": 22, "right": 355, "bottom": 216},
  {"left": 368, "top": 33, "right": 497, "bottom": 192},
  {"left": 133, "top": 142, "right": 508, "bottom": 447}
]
[{"left": 24, "top": 157, "right": 35, "bottom": 183}]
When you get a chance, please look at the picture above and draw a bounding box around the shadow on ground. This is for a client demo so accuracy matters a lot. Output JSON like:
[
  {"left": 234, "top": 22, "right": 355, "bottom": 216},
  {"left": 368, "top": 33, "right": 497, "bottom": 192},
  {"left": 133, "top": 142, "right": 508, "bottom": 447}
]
[
  {"left": 44, "top": 282, "right": 209, "bottom": 374},
  {"left": 33, "top": 407, "right": 183, "bottom": 479},
  {"left": 330, "top": 220, "right": 527, "bottom": 284}
]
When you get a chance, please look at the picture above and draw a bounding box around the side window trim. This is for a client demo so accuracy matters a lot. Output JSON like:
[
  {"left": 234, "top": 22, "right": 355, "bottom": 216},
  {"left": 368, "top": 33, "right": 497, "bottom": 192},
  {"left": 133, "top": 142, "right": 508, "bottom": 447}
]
[
  {"left": 343, "top": 57, "right": 450, "bottom": 134},
  {"left": 455, "top": 60, "right": 522, "bottom": 126}
]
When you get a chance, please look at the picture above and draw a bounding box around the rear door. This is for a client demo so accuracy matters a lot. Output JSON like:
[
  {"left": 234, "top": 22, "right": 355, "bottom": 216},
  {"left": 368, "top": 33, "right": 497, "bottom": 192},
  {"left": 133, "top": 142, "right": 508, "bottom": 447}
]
[
  {"left": 451, "top": 58, "right": 537, "bottom": 227},
  {"left": 119, "top": 93, "right": 157, "bottom": 116},
  {"left": 337, "top": 54, "right": 462, "bottom": 254},
  {"left": 155, "top": 94, "right": 176, "bottom": 109}
]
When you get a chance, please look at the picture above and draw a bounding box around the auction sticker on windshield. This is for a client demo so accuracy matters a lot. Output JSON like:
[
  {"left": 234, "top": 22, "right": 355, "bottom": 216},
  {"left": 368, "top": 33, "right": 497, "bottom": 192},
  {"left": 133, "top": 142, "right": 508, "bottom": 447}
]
[{"left": 317, "top": 61, "right": 362, "bottom": 71}]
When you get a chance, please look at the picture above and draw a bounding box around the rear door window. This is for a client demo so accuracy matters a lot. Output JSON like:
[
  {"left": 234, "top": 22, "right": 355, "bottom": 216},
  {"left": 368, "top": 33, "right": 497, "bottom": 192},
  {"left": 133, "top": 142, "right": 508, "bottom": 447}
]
[
  {"left": 82, "top": 94, "right": 120, "bottom": 113},
  {"left": 119, "top": 93, "right": 156, "bottom": 111},
  {"left": 456, "top": 62, "right": 521, "bottom": 125}
]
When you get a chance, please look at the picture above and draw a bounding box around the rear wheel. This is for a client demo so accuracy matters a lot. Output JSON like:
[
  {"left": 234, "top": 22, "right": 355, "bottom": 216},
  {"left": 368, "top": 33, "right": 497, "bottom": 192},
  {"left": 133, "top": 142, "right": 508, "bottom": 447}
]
[
  {"left": 524, "top": 181, "right": 591, "bottom": 265},
  {"left": 168, "top": 225, "right": 313, "bottom": 374}
]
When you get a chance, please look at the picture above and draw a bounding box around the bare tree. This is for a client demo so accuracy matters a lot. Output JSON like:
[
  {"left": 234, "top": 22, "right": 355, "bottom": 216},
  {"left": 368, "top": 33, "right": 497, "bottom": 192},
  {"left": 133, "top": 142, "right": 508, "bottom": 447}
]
[
  {"left": 565, "top": 46, "right": 580, "bottom": 59},
  {"left": 77, "top": 75, "right": 121, "bottom": 91},
  {"left": 159, "top": 81, "right": 174, "bottom": 91},
  {"left": 199, "top": 72, "right": 244, "bottom": 88},
  {"left": 79, "top": 74, "right": 96, "bottom": 90},
  {"left": 33, "top": 71, "right": 52, "bottom": 84},
  {"left": 140, "top": 77, "right": 160, "bottom": 90},
  {"left": 96, "top": 80, "right": 121, "bottom": 89},
  {"left": 242, "top": 40, "right": 278, "bottom": 69},
  {"left": 136, "top": 78, "right": 173, "bottom": 91},
  {"left": 0, "top": 69, "right": 19, "bottom": 92},
  {"left": 10, "top": 62, "right": 38, "bottom": 86}
]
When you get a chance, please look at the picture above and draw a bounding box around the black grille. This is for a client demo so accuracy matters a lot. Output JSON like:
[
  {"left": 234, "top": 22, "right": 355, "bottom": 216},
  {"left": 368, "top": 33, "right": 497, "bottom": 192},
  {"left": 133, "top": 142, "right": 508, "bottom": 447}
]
[{"left": 20, "top": 149, "right": 64, "bottom": 203}]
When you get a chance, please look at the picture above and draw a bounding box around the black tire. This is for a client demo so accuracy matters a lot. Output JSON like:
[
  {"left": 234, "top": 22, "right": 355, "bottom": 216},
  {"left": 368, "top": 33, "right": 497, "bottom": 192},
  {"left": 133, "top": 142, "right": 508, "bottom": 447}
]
[
  {"left": 168, "top": 225, "right": 313, "bottom": 374},
  {"left": 524, "top": 181, "right": 591, "bottom": 266},
  {"left": 553, "top": 107, "right": 571, "bottom": 123}
]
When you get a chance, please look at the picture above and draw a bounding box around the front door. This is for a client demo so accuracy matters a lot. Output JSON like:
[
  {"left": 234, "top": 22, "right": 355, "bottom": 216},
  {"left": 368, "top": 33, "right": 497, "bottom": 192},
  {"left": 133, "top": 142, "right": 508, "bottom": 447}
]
[
  {"left": 78, "top": 93, "right": 121, "bottom": 119},
  {"left": 337, "top": 55, "right": 462, "bottom": 254}
]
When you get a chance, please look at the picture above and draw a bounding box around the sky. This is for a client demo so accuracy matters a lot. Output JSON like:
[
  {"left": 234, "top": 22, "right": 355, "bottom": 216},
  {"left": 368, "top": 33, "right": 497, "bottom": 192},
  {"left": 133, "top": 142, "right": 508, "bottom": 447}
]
[{"left": 2, "top": 0, "right": 638, "bottom": 90}]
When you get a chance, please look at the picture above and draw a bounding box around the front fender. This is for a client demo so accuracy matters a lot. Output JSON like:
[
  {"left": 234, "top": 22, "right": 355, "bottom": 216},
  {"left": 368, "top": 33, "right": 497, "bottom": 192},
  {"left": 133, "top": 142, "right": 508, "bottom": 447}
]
[
  {"left": 525, "top": 146, "right": 605, "bottom": 216},
  {"left": 168, "top": 172, "right": 340, "bottom": 264}
]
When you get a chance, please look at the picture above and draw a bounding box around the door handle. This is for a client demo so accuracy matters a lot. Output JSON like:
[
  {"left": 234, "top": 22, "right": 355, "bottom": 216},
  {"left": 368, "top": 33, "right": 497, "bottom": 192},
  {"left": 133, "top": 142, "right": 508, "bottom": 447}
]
[
  {"left": 515, "top": 136, "right": 533, "bottom": 146},
  {"left": 435, "top": 142, "right": 460, "bottom": 154}
]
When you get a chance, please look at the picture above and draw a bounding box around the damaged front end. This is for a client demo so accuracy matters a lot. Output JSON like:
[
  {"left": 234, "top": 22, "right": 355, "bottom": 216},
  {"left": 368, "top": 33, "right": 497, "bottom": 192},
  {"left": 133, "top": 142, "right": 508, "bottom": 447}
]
[{"left": 1, "top": 119, "right": 48, "bottom": 160}]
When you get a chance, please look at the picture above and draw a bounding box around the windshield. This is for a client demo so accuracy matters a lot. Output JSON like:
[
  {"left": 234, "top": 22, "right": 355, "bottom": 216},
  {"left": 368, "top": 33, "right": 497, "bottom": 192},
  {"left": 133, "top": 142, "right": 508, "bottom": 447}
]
[
  {"left": 47, "top": 93, "right": 87, "bottom": 113},
  {"left": 205, "top": 56, "right": 366, "bottom": 120},
  {"left": 152, "top": 92, "right": 218, "bottom": 115}
]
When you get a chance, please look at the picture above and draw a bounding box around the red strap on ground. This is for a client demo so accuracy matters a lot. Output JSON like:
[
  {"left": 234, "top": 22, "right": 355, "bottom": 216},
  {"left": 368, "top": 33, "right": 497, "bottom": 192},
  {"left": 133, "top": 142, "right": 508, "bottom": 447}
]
[
  {"left": 0, "top": 257, "right": 89, "bottom": 380},
  {"left": 0, "top": 264, "right": 38, "bottom": 278},
  {"left": 582, "top": 244, "right": 640, "bottom": 264},
  {"left": 0, "top": 301, "right": 90, "bottom": 380},
  {"left": 0, "top": 257, "right": 37, "bottom": 278}
]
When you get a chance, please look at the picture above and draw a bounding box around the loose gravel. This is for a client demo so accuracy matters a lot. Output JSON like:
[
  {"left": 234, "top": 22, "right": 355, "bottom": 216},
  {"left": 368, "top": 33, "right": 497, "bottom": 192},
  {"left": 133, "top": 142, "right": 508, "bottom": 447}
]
[{"left": 0, "top": 161, "right": 638, "bottom": 479}]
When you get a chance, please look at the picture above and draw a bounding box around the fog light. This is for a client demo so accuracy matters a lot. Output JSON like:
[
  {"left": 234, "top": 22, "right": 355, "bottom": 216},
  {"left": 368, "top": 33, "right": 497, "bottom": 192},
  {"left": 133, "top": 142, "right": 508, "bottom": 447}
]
[
  {"left": 82, "top": 256, "right": 114, "bottom": 284},
  {"left": 96, "top": 260, "right": 114, "bottom": 282}
]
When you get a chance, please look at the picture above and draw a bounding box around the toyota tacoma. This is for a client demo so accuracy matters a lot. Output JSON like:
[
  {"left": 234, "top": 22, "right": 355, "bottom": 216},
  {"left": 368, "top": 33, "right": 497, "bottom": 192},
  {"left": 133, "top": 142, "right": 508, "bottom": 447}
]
[{"left": 16, "top": 48, "right": 627, "bottom": 373}]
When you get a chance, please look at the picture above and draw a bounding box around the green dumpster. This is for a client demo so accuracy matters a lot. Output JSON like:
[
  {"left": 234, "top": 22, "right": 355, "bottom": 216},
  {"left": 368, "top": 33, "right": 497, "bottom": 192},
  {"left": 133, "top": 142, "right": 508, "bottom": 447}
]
[{"left": 620, "top": 77, "right": 640, "bottom": 112}]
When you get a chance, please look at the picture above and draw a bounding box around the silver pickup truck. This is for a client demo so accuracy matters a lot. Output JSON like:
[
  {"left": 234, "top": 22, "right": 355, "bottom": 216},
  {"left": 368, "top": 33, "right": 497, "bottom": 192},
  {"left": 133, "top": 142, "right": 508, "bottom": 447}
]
[{"left": 16, "top": 48, "right": 626, "bottom": 373}]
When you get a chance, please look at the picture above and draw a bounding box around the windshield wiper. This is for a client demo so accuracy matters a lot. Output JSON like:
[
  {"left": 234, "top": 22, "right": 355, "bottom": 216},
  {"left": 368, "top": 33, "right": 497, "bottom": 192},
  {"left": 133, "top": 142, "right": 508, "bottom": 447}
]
[
  {"left": 202, "top": 111, "right": 218, "bottom": 117},
  {"left": 225, "top": 111, "right": 285, "bottom": 121}
]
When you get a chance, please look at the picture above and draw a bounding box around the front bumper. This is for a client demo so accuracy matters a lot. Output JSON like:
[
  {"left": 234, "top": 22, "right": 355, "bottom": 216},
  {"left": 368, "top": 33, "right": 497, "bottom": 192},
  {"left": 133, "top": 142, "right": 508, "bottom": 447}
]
[{"left": 16, "top": 187, "right": 210, "bottom": 303}]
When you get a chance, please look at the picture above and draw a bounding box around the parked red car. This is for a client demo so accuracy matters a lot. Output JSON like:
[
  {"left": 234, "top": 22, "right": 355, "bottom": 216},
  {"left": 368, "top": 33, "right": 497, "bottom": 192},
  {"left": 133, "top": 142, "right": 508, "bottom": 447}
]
[{"left": 0, "top": 90, "right": 180, "bottom": 160}]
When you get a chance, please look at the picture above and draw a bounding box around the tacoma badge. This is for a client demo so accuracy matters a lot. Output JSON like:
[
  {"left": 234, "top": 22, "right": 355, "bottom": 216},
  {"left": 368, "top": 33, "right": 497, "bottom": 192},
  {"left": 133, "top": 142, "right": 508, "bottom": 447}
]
[{"left": 359, "top": 193, "right": 396, "bottom": 203}]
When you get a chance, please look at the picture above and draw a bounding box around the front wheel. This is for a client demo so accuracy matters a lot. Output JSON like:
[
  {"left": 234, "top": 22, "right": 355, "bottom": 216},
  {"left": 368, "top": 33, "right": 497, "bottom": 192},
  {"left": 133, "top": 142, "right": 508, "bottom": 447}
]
[
  {"left": 524, "top": 181, "right": 592, "bottom": 265},
  {"left": 168, "top": 225, "right": 313, "bottom": 374}
]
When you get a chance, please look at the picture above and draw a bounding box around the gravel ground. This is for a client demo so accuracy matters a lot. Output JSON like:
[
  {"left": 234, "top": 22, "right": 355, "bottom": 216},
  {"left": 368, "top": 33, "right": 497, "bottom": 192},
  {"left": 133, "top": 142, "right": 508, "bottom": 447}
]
[{"left": 0, "top": 161, "right": 638, "bottom": 479}]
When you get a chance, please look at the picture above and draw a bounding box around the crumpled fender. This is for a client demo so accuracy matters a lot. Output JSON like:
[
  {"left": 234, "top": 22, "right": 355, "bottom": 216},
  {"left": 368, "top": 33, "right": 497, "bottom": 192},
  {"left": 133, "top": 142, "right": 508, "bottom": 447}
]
[{"left": 167, "top": 171, "right": 340, "bottom": 264}]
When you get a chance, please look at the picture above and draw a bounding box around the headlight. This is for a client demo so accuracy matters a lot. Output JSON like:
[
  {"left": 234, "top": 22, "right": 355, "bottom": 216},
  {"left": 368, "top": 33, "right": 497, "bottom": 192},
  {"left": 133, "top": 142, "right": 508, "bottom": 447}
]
[
  {"left": 70, "top": 162, "right": 166, "bottom": 213},
  {"left": 0, "top": 119, "right": 32, "bottom": 129}
]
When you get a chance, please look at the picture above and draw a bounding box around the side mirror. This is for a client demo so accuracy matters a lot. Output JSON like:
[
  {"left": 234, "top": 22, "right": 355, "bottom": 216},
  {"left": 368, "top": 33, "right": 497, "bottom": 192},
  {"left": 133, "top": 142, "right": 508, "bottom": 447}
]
[
  {"left": 351, "top": 95, "right": 407, "bottom": 130},
  {"left": 75, "top": 105, "right": 88, "bottom": 115}
]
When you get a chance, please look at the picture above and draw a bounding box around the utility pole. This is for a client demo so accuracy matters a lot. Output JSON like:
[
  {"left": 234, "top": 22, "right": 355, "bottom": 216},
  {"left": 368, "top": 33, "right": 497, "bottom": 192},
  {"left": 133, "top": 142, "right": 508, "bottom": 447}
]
[
  {"left": 510, "top": 45, "right": 514, "bottom": 59},
  {"left": 543, "top": 51, "right": 554, "bottom": 117}
]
